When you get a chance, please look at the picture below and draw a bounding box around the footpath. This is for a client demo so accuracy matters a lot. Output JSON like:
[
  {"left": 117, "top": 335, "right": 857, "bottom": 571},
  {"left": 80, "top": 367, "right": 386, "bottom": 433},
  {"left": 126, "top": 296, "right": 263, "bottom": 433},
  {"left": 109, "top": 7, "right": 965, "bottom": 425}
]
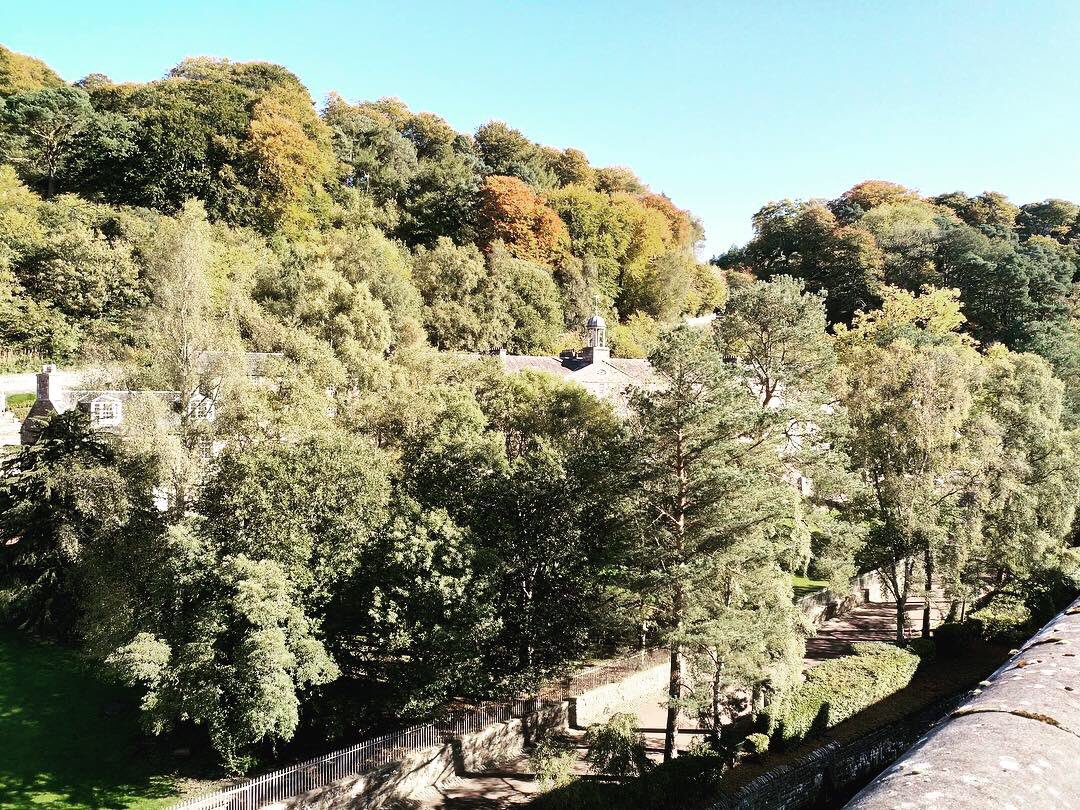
[{"left": 417, "top": 595, "right": 951, "bottom": 808}]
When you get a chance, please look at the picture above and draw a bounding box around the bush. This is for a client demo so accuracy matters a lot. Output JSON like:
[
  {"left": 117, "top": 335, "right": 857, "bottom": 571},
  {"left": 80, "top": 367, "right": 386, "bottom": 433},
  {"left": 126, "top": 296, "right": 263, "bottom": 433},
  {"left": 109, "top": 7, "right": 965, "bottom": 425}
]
[
  {"left": 584, "top": 712, "right": 652, "bottom": 780},
  {"left": 905, "top": 637, "right": 936, "bottom": 662},
  {"left": 932, "top": 620, "right": 979, "bottom": 655},
  {"left": 969, "top": 595, "right": 1032, "bottom": 643},
  {"left": 1019, "top": 565, "right": 1080, "bottom": 624},
  {"left": 764, "top": 642, "right": 919, "bottom": 747},
  {"left": 529, "top": 735, "right": 577, "bottom": 791},
  {"left": 743, "top": 732, "right": 769, "bottom": 757}
]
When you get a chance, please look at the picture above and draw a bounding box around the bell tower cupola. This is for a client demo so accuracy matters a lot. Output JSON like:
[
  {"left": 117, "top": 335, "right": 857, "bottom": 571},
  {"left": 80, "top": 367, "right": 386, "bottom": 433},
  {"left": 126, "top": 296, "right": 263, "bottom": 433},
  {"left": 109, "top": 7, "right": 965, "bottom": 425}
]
[{"left": 581, "top": 309, "right": 610, "bottom": 364}]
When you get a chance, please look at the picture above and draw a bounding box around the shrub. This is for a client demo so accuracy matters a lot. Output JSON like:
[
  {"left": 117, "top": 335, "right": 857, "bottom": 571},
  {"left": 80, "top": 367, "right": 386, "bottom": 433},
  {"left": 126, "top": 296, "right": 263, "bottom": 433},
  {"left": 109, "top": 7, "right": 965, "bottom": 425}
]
[
  {"left": 585, "top": 712, "right": 652, "bottom": 780},
  {"left": 529, "top": 735, "right": 577, "bottom": 791},
  {"left": 969, "top": 595, "right": 1032, "bottom": 643},
  {"left": 743, "top": 732, "right": 770, "bottom": 757},
  {"left": 905, "top": 637, "right": 936, "bottom": 662},
  {"left": 1019, "top": 565, "right": 1080, "bottom": 624},
  {"left": 764, "top": 642, "right": 919, "bottom": 747},
  {"left": 932, "top": 620, "right": 978, "bottom": 655}
]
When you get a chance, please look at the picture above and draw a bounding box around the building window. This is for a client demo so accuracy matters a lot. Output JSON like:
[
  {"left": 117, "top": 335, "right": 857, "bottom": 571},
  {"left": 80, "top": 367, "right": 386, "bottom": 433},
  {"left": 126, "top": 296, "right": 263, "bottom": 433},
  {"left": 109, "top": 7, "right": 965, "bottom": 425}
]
[
  {"left": 190, "top": 397, "right": 214, "bottom": 421},
  {"left": 90, "top": 399, "right": 121, "bottom": 425}
]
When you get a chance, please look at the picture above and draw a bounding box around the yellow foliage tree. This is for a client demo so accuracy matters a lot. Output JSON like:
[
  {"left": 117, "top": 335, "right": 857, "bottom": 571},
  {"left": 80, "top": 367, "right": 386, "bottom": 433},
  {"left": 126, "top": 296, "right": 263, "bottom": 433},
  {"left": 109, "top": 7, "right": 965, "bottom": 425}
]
[{"left": 247, "top": 84, "right": 336, "bottom": 236}]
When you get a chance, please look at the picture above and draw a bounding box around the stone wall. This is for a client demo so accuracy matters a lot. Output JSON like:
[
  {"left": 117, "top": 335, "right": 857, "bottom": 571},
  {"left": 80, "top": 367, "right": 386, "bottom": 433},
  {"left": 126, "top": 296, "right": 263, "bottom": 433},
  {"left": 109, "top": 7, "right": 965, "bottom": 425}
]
[
  {"left": 797, "top": 567, "right": 899, "bottom": 629},
  {"left": 707, "top": 695, "right": 963, "bottom": 810},
  {"left": 270, "top": 702, "right": 569, "bottom": 810},
  {"left": 569, "top": 660, "right": 671, "bottom": 728}
]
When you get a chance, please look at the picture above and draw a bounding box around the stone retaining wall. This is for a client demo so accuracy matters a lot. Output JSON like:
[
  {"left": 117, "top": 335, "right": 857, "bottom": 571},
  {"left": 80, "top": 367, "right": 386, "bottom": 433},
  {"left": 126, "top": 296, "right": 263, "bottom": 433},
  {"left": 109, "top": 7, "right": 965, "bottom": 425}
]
[
  {"left": 707, "top": 695, "right": 963, "bottom": 810},
  {"left": 798, "top": 568, "right": 898, "bottom": 629},
  {"left": 569, "top": 660, "right": 671, "bottom": 727},
  {"left": 269, "top": 702, "right": 569, "bottom": 809}
]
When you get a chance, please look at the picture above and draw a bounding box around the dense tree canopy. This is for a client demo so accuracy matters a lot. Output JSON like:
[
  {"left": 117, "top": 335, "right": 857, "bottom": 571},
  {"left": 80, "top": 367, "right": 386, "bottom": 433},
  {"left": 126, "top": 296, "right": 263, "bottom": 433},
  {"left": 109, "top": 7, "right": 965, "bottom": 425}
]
[
  {"left": 717, "top": 180, "right": 1080, "bottom": 423},
  {"left": 3, "top": 45, "right": 1079, "bottom": 782}
]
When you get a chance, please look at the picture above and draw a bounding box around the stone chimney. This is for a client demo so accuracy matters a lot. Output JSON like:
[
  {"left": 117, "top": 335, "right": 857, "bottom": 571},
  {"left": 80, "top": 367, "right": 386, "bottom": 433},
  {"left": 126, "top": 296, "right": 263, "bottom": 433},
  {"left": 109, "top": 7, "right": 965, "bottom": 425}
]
[
  {"left": 37, "top": 364, "right": 60, "bottom": 405},
  {"left": 21, "top": 365, "right": 65, "bottom": 445}
]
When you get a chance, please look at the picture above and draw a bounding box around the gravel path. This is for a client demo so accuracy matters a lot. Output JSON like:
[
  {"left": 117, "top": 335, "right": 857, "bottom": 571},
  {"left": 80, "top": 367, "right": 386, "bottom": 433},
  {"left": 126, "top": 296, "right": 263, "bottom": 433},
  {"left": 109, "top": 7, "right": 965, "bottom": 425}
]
[{"left": 416, "top": 597, "right": 952, "bottom": 807}]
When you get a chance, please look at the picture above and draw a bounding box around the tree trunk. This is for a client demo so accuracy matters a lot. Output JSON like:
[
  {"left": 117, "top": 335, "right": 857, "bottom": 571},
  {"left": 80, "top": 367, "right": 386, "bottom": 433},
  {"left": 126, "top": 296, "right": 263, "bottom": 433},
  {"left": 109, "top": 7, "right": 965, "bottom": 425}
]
[
  {"left": 711, "top": 653, "right": 722, "bottom": 744},
  {"left": 664, "top": 639, "right": 682, "bottom": 761},
  {"left": 945, "top": 599, "right": 960, "bottom": 623},
  {"left": 921, "top": 547, "right": 934, "bottom": 638},
  {"left": 886, "top": 561, "right": 908, "bottom": 644}
]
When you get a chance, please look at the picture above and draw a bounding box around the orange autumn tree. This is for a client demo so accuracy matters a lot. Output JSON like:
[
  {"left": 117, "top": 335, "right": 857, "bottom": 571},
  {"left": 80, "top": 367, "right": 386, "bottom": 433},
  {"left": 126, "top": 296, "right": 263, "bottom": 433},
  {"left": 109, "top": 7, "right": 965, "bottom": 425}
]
[
  {"left": 639, "top": 192, "right": 698, "bottom": 252},
  {"left": 477, "top": 175, "right": 570, "bottom": 265}
]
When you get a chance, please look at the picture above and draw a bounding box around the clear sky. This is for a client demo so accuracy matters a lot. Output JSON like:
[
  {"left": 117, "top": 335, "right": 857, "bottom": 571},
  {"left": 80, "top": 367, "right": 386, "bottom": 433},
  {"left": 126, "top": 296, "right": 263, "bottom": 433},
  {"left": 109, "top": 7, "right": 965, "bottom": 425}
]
[{"left": 5, "top": 1, "right": 1079, "bottom": 257}]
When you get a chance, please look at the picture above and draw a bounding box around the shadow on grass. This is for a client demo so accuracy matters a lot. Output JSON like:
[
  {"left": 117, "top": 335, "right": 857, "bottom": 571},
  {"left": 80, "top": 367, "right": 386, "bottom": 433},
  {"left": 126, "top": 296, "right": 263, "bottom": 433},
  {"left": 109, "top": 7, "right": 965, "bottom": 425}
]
[{"left": 0, "top": 629, "right": 219, "bottom": 810}]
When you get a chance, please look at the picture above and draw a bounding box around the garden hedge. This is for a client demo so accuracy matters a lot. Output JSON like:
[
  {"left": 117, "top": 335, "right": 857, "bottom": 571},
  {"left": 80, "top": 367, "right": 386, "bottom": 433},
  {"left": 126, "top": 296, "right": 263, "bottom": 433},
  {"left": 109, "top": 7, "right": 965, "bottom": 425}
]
[{"left": 764, "top": 641, "right": 919, "bottom": 746}]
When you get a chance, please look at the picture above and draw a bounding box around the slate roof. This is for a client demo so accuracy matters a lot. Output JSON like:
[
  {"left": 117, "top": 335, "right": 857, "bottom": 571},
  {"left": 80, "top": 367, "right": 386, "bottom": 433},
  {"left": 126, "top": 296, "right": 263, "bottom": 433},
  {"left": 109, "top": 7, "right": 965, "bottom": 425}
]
[
  {"left": 68, "top": 389, "right": 180, "bottom": 406},
  {"left": 497, "top": 354, "right": 656, "bottom": 383}
]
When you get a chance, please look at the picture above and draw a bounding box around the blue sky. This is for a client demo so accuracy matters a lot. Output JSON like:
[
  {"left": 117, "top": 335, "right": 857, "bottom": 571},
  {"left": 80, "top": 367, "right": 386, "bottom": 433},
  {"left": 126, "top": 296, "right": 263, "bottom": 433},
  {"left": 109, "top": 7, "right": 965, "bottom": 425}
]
[{"left": 5, "top": 1, "right": 1079, "bottom": 257}]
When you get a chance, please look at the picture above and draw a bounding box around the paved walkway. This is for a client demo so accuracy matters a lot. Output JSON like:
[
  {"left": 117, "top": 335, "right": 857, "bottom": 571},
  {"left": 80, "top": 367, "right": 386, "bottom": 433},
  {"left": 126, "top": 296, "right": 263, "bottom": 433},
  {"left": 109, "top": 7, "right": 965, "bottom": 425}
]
[
  {"left": 416, "top": 739, "right": 592, "bottom": 808},
  {"left": 803, "top": 594, "right": 949, "bottom": 665},
  {"left": 418, "top": 598, "right": 952, "bottom": 807}
]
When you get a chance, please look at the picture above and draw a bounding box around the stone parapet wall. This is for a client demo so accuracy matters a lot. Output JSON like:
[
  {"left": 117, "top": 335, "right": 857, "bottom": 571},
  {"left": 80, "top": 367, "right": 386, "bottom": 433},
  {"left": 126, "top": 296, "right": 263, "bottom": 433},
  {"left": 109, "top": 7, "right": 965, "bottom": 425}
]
[
  {"left": 569, "top": 660, "right": 671, "bottom": 727},
  {"left": 845, "top": 595, "right": 1080, "bottom": 809},
  {"left": 797, "top": 566, "right": 901, "bottom": 629}
]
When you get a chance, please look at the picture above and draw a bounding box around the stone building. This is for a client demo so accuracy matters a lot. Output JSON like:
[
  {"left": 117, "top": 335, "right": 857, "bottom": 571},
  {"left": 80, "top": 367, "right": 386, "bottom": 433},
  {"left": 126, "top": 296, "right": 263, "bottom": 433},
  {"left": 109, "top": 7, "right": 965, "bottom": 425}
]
[
  {"left": 16, "top": 352, "right": 285, "bottom": 446},
  {"left": 492, "top": 314, "right": 658, "bottom": 415},
  {"left": 18, "top": 364, "right": 197, "bottom": 445}
]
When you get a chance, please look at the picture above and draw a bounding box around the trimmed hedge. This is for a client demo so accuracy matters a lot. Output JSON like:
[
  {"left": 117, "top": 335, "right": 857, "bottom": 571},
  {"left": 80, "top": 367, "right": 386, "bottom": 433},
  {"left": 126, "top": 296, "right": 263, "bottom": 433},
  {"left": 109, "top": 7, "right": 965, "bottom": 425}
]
[
  {"left": 765, "top": 642, "right": 919, "bottom": 746},
  {"left": 969, "top": 595, "right": 1032, "bottom": 643}
]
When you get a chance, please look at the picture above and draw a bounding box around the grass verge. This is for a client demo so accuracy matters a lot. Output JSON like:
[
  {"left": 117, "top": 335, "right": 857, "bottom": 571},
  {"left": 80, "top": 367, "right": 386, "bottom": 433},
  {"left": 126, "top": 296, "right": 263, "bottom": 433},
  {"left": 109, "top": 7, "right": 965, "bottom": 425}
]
[{"left": 0, "top": 629, "right": 216, "bottom": 809}]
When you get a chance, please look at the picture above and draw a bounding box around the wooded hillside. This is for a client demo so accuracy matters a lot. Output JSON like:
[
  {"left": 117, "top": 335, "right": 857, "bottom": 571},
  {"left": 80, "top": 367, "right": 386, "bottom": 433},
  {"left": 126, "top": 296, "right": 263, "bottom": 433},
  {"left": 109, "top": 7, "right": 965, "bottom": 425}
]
[{"left": 0, "top": 47, "right": 719, "bottom": 373}]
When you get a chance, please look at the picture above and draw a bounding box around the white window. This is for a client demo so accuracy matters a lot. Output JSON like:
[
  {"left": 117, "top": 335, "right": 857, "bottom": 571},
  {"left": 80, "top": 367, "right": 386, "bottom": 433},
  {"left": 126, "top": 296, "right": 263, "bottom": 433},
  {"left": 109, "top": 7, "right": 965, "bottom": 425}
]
[
  {"left": 90, "top": 398, "right": 122, "bottom": 425},
  {"left": 190, "top": 397, "right": 215, "bottom": 421}
]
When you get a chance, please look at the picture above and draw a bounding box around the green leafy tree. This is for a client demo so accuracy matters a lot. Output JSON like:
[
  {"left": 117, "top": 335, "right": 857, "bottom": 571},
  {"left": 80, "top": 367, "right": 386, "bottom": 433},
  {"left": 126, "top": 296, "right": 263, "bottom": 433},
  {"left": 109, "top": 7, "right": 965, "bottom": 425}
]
[
  {"left": 933, "top": 190, "right": 1019, "bottom": 229},
  {"left": 108, "top": 537, "right": 339, "bottom": 771},
  {"left": 396, "top": 150, "right": 480, "bottom": 246},
  {"left": 630, "top": 327, "right": 802, "bottom": 760},
  {"left": 727, "top": 199, "right": 885, "bottom": 324},
  {"left": 323, "top": 94, "right": 417, "bottom": 210},
  {"left": 1018, "top": 199, "right": 1079, "bottom": 243},
  {"left": 197, "top": 431, "right": 390, "bottom": 612},
  {"left": 837, "top": 287, "right": 986, "bottom": 640},
  {"left": 474, "top": 120, "right": 555, "bottom": 189},
  {"left": 967, "top": 348, "right": 1080, "bottom": 603},
  {"left": 1, "top": 87, "right": 96, "bottom": 196},
  {"left": 0, "top": 412, "right": 160, "bottom": 638},
  {"left": 412, "top": 237, "right": 506, "bottom": 350},
  {"left": 488, "top": 246, "right": 565, "bottom": 354}
]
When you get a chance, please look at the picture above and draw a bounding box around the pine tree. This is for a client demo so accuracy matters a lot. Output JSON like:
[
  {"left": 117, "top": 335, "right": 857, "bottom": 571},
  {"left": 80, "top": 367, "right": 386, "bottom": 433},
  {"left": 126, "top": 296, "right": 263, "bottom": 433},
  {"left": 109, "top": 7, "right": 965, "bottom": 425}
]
[{"left": 630, "top": 326, "right": 801, "bottom": 760}]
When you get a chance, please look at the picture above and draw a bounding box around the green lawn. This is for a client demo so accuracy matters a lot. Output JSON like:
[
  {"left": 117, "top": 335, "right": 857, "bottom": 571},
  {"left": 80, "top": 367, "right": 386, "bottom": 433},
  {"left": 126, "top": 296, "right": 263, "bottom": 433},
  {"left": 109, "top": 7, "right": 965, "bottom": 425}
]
[
  {"left": 0, "top": 630, "right": 198, "bottom": 809},
  {"left": 6, "top": 393, "right": 36, "bottom": 421},
  {"left": 791, "top": 574, "right": 830, "bottom": 599}
]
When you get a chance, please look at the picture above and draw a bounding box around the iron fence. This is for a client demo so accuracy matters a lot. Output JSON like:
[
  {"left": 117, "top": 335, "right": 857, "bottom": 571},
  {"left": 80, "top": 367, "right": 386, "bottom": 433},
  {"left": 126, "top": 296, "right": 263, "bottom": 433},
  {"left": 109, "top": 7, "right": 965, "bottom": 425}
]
[
  {"left": 170, "top": 698, "right": 547, "bottom": 810},
  {"left": 543, "top": 646, "right": 669, "bottom": 698}
]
